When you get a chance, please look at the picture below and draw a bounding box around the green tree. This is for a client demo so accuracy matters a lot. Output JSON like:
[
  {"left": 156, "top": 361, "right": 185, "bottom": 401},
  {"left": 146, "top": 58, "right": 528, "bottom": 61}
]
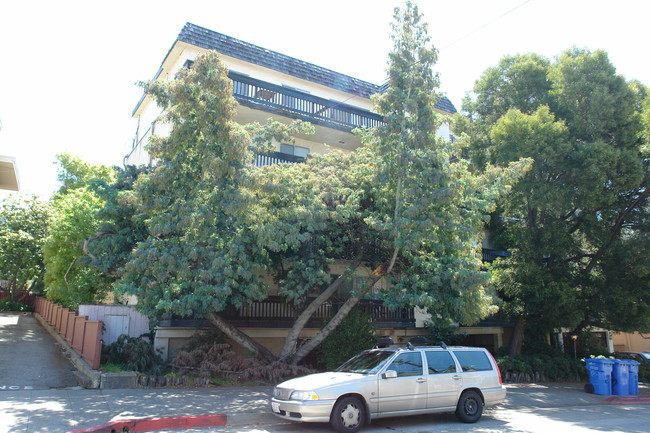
[
  {"left": 43, "top": 154, "right": 116, "bottom": 309},
  {"left": 119, "top": 3, "right": 526, "bottom": 365},
  {"left": 0, "top": 194, "right": 50, "bottom": 301},
  {"left": 84, "top": 165, "right": 151, "bottom": 288},
  {"left": 55, "top": 152, "right": 116, "bottom": 195},
  {"left": 460, "top": 49, "right": 650, "bottom": 355}
]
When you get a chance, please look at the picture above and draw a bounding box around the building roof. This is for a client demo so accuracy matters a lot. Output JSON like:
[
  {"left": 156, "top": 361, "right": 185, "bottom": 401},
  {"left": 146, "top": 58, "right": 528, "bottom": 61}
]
[{"left": 175, "top": 23, "right": 457, "bottom": 114}]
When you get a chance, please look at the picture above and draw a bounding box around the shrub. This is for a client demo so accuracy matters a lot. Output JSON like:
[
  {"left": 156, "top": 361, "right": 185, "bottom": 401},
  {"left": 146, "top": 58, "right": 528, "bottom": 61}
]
[
  {"left": 0, "top": 299, "right": 33, "bottom": 312},
  {"left": 497, "top": 354, "right": 587, "bottom": 382},
  {"left": 101, "top": 334, "right": 166, "bottom": 375},
  {"left": 315, "top": 308, "right": 376, "bottom": 370},
  {"left": 639, "top": 361, "right": 650, "bottom": 383},
  {"left": 426, "top": 319, "right": 466, "bottom": 346}
]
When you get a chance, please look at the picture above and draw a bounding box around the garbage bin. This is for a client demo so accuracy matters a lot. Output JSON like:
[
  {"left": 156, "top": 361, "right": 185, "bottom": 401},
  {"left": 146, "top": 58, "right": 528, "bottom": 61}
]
[
  {"left": 584, "top": 358, "right": 614, "bottom": 395},
  {"left": 628, "top": 360, "right": 640, "bottom": 395},
  {"left": 612, "top": 360, "right": 630, "bottom": 396}
]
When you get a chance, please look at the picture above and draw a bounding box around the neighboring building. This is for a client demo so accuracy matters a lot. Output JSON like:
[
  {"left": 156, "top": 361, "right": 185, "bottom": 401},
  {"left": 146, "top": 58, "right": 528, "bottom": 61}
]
[
  {"left": 0, "top": 119, "right": 20, "bottom": 191},
  {"left": 126, "top": 23, "right": 514, "bottom": 361}
]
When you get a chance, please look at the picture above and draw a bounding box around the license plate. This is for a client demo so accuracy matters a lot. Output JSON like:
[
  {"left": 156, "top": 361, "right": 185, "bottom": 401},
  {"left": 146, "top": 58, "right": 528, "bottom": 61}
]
[{"left": 272, "top": 402, "right": 280, "bottom": 413}]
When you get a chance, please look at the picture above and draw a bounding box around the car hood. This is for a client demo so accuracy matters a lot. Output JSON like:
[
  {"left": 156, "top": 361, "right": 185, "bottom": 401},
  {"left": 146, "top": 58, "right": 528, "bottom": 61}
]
[{"left": 278, "top": 371, "right": 366, "bottom": 391}]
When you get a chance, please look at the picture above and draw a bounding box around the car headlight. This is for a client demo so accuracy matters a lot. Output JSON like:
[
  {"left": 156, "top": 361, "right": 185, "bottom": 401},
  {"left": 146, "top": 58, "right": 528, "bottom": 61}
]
[{"left": 290, "top": 390, "right": 319, "bottom": 401}]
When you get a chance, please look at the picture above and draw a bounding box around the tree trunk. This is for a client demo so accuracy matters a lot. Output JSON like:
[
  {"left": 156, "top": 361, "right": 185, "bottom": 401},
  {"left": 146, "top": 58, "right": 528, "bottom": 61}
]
[
  {"left": 278, "top": 253, "right": 364, "bottom": 360},
  {"left": 290, "top": 263, "right": 389, "bottom": 365},
  {"left": 508, "top": 315, "right": 526, "bottom": 356},
  {"left": 206, "top": 312, "right": 277, "bottom": 363},
  {"left": 290, "top": 291, "right": 367, "bottom": 365}
]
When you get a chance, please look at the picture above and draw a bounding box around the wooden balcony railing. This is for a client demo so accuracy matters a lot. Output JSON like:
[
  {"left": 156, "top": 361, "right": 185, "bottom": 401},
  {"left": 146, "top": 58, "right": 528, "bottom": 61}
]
[
  {"left": 160, "top": 296, "right": 414, "bottom": 329},
  {"left": 253, "top": 151, "right": 305, "bottom": 167},
  {"left": 230, "top": 72, "right": 384, "bottom": 133},
  {"left": 482, "top": 248, "right": 511, "bottom": 262},
  {"left": 221, "top": 296, "right": 414, "bottom": 328}
]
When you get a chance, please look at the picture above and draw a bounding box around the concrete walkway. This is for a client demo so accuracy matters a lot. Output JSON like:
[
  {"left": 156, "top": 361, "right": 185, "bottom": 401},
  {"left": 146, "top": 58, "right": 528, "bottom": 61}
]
[{"left": 0, "top": 312, "right": 77, "bottom": 390}]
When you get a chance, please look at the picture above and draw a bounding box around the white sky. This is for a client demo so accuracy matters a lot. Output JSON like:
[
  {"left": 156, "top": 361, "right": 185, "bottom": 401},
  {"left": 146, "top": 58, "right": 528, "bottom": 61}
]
[{"left": 1, "top": 0, "right": 648, "bottom": 198}]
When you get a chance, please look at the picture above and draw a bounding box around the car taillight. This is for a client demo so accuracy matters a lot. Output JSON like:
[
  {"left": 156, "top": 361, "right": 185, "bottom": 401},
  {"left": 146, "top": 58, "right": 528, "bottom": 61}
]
[{"left": 487, "top": 351, "right": 502, "bottom": 384}]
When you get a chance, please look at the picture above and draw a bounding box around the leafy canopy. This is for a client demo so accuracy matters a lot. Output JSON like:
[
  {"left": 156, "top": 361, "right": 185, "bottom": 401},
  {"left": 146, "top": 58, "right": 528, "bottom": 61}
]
[
  {"left": 0, "top": 194, "right": 50, "bottom": 300},
  {"left": 459, "top": 48, "right": 650, "bottom": 353}
]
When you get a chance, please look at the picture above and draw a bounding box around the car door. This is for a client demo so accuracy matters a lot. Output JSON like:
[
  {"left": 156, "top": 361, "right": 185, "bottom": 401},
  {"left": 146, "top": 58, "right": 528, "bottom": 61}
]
[
  {"left": 423, "top": 350, "right": 462, "bottom": 409},
  {"left": 451, "top": 349, "right": 495, "bottom": 388},
  {"left": 377, "top": 351, "right": 427, "bottom": 413}
]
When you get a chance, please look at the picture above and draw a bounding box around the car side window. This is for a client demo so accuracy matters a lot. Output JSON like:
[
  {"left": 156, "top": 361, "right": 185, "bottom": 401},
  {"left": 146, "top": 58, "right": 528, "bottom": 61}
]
[
  {"left": 452, "top": 351, "right": 493, "bottom": 372},
  {"left": 425, "top": 351, "right": 457, "bottom": 374},
  {"left": 387, "top": 352, "right": 423, "bottom": 377}
]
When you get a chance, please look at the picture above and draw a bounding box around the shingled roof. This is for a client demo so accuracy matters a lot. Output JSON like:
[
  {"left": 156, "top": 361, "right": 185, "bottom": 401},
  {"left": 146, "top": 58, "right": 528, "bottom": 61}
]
[{"left": 175, "top": 23, "right": 457, "bottom": 114}]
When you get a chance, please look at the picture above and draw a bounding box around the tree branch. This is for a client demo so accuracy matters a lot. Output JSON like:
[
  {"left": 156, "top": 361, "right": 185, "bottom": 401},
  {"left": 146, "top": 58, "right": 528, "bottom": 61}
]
[
  {"left": 584, "top": 186, "right": 649, "bottom": 273},
  {"left": 83, "top": 231, "right": 116, "bottom": 262},
  {"left": 278, "top": 250, "right": 365, "bottom": 359}
]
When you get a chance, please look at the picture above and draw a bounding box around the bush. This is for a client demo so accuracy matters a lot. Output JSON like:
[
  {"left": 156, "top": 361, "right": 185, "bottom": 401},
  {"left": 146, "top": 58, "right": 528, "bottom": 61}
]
[
  {"left": 426, "top": 320, "right": 466, "bottom": 346},
  {"left": 0, "top": 299, "right": 33, "bottom": 312},
  {"left": 101, "top": 334, "right": 166, "bottom": 375},
  {"left": 497, "top": 354, "right": 587, "bottom": 382},
  {"left": 315, "top": 308, "right": 376, "bottom": 370},
  {"left": 639, "top": 361, "right": 650, "bottom": 383}
]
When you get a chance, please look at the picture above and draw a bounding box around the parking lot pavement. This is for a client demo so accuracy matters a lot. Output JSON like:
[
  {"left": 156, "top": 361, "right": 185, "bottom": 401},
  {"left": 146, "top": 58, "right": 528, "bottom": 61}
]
[{"left": 2, "top": 382, "right": 649, "bottom": 433}]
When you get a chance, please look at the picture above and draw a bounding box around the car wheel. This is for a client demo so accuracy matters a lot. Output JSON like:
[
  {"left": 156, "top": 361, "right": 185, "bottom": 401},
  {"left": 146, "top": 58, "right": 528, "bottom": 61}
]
[
  {"left": 455, "top": 390, "right": 483, "bottom": 423},
  {"left": 330, "top": 396, "right": 365, "bottom": 433}
]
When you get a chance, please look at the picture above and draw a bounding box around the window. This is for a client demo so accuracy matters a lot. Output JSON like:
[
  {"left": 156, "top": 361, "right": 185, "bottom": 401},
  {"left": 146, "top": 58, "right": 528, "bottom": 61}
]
[
  {"left": 280, "top": 144, "right": 309, "bottom": 158},
  {"left": 452, "top": 351, "right": 493, "bottom": 372},
  {"left": 183, "top": 59, "right": 195, "bottom": 69},
  {"left": 387, "top": 352, "right": 423, "bottom": 377},
  {"left": 425, "top": 351, "right": 457, "bottom": 374}
]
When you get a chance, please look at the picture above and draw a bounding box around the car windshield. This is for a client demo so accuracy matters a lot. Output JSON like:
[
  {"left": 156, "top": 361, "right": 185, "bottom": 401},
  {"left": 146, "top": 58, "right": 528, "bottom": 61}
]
[
  {"left": 640, "top": 353, "right": 650, "bottom": 361},
  {"left": 335, "top": 350, "right": 394, "bottom": 374}
]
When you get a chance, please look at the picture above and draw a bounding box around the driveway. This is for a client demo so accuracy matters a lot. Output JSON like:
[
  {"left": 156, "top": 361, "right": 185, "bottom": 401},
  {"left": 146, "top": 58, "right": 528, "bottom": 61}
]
[{"left": 0, "top": 312, "right": 78, "bottom": 390}]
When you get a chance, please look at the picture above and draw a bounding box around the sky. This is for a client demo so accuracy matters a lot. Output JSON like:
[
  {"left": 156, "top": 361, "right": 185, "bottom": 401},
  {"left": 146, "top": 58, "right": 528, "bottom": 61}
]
[{"left": 1, "top": 0, "right": 649, "bottom": 199}]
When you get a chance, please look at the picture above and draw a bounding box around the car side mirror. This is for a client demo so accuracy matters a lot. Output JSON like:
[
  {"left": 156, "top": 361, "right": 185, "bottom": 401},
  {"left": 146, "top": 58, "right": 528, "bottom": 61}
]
[{"left": 382, "top": 370, "right": 397, "bottom": 379}]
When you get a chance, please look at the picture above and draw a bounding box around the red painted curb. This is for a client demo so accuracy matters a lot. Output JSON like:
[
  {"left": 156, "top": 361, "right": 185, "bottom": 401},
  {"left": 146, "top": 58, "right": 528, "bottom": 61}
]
[
  {"left": 68, "top": 414, "right": 227, "bottom": 432},
  {"left": 605, "top": 396, "right": 650, "bottom": 405}
]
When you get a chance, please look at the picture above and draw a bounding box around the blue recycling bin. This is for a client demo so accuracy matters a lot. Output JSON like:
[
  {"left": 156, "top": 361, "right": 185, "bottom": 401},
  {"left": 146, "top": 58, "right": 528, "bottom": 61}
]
[
  {"left": 627, "top": 360, "right": 640, "bottom": 395},
  {"left": 584, "top": 358, "right": 614, "bottom": 395},
  {"left": 612, "top": 360, "right": 630, "bottom": 396}
]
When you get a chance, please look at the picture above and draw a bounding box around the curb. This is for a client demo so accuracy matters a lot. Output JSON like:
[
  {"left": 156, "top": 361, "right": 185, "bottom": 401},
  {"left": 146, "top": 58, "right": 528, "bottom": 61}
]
[
  {"left": 605, "top": 395, "right": 650, "bottom": 405},
  {"left": 67, "top": 414, "right": 227, "bottom": 433}
]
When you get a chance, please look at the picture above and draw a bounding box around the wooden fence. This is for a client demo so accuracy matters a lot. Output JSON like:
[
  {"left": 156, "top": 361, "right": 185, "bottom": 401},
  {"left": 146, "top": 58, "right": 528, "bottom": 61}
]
[{"left": 34, "top": 297, "right": 102, "bottom": 370}]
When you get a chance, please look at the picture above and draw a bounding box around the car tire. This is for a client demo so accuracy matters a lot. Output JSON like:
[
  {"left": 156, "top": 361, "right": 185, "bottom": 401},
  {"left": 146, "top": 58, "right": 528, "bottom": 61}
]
[
  {"left": 330, "top": 396, "right": 365, "bottom": 433},
  {"left": 455, "top": 390, "right": 483, "bottom": 423}
]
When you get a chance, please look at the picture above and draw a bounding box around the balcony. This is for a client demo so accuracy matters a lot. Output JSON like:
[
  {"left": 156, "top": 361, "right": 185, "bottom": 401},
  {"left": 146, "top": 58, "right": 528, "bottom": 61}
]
[
  {"left": 482, "top": 248, "right": 511, "bottom": 262},
  {"left": 230, "top": 72, "right": 384, "bottom": 133},
  {"left": 253, "top": 151, "right": 305, "bottom": 167},
  {"left": 160, "top": 296, "right": 415, "bottom": 329}
]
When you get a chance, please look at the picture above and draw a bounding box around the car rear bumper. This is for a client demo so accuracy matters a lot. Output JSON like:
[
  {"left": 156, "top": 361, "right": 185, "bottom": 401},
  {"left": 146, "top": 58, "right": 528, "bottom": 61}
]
[{"left": 270, "top": 398, "right": 335, "bottom": 423}]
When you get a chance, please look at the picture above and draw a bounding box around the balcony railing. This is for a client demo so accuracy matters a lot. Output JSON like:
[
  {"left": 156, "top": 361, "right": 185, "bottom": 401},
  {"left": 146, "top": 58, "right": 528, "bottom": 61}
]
[
  {"left": 221, "top": 296, "right": 414, "bottom": 328},
  {"left": 253, "top": 151, "right": 305, "bottom": 167},
  {"left": 230, "top": 72, "right": 384, "bottom": 133},
  {"left": 482, "top": 248, "right": 511, "bottom": 262},
  {"left": 160, "top": 296, "right": 414, "bottom": 329}
]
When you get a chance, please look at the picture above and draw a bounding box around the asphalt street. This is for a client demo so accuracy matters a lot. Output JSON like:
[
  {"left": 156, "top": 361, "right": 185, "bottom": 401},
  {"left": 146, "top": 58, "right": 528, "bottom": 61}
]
[{"left": 1, "top": 312, "right": 649, "bottom": 433}]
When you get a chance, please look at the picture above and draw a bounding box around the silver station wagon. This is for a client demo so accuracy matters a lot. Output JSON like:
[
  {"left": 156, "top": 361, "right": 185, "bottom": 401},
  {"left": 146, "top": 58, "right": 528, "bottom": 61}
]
[{"left": 271, "top": 343, "right": 506, "bottom": 432}]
